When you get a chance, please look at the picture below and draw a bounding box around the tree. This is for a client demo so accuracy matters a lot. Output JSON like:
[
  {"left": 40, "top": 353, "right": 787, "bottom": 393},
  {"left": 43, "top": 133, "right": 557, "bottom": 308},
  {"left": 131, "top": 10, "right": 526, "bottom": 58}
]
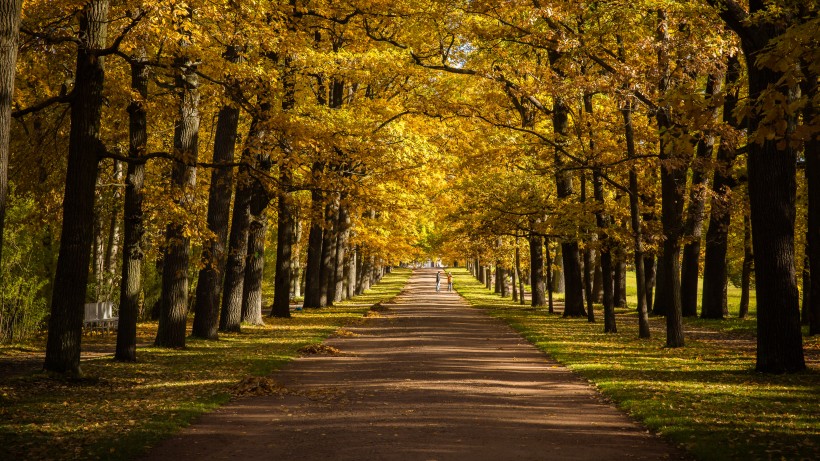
[
  {"left": 0, "top": 0, "right": 22, "bottom": 268},
  {"left": 44, "top": 0, "right": 110, "bottom": 375},
  {"left": 708, "top": 0, "right": 806, "bottom": 372}
]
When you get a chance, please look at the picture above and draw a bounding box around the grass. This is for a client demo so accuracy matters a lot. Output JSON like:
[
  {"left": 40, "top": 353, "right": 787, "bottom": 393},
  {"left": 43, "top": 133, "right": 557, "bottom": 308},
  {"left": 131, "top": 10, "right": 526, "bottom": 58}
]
[
  {"left": 0, "top": 267, "right": 411, "bottom": 461},
  {"left": 453, "top": 267, "right": 820, "bottom": 461}
]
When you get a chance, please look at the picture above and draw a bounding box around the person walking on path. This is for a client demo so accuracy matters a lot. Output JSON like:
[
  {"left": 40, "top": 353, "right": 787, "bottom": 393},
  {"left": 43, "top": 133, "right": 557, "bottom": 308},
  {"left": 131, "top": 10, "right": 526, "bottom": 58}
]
[
  {"left": 435, "top": 271, "right": 441, "bottom": 292},
  {"left": 447, "top": 272, "right": 453, "bottom": 292}
]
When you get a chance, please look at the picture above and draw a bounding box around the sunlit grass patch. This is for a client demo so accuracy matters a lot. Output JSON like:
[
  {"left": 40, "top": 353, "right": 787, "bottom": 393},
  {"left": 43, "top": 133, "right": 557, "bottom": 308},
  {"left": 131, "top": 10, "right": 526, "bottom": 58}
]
[
  {"left": 452, "top": 267, "right": 819, "bottom": 461},
  {"left": 0, "top": 268, "right": 411, "bottom": 461}
]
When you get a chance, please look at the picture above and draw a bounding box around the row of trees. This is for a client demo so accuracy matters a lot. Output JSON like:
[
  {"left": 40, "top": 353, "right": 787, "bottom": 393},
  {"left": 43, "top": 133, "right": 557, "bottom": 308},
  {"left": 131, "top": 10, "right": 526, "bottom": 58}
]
[
  {"left": 0, "top": 1, "right": 815, "bottom": 375},
  {"left": 1, "top": 1, "right": 445, "bottom": 374},
  {"left": 420, "top": 0, "right": 817, "bottom": 374}
]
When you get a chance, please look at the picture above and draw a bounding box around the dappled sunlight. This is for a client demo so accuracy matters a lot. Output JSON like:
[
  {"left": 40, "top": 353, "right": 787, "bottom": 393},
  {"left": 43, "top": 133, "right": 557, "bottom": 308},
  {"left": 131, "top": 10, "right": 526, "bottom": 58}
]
[{"left": 450, "top": 268, "right": 820, "bottom": 460}]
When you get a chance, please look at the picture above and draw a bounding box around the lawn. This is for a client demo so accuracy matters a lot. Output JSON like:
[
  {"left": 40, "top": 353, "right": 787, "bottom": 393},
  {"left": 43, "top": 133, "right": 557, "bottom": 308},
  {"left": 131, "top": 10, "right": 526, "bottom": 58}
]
[
  {"left": 0, "top": 268, "right": 411, "bottom": 461},
  {"left": 453, "top": 267, "right": 819, "bottom": 461}
]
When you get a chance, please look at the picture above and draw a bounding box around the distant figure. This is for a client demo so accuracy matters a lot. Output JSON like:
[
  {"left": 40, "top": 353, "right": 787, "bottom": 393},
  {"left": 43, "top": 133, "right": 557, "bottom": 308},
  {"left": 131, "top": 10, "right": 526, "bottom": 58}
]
[
  {"left": 435, "top": 271, "right": 441, "bottom": 292},
  {"left": 447, "top": 272, "right": 453, "bottom": 292}
]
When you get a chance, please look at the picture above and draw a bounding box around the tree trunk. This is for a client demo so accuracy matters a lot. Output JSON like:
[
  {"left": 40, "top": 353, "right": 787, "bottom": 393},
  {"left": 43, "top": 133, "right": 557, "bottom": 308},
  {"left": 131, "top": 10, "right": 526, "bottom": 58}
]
[
  {"left": 0, "top": 0, "right": 22, "bottom": 269},
  {"left": 512, "top": 245, "right": 519, "bottom": 302},
  {"left": 156, "top": 46, "right": 200, "bottom": 349},
  {"left": 710, "top": 0, "right": 805, "bottom": 372},
  {"left": 551, "top": 247, "right": 565, "bottom": 294},
  {"left": 319, "top": 196, "right": 338, "bottom": 306},
  {"left": 739, "top": 210, "right": 753, "bottom": 319},
  {"left": 746, "top": 71, "right": 804, "bottom": 371},
  {"left": 219, "top": 167, "right": 253, "bottom": 331},
  {"left": 45, "top": 1, "right": 109, "bottom": 375},
  {"left": 653, "top": 254, "right": 666, "bottom": 315},
  {"left": 529, "top": 233, "right": 546, "bottom": 307},
  {"left": 681, "top": 75, "right": 720, "bottom": 318},
  {"left": 581, "top": 173, "right": 594, "bottom": 322},
  {"left": 702, "top": 56, "right": 740, "bottom": 320},
  {"left": 241, "top": 183, "right": 267, "bottom": 326},
  {"left": 115, "top": 58, "right": 148, "bottom": 361},
  {"left": 334, "top": 202, "right": 350, "bottom": 303},
  {"left": 272, "top": 172, "right": 295, "bottom": 318},
  {"left": 622, "top": 100, "right": 650, "bottom": 338},
  {"left": 346, "top": 247, "right": 357, "bottom": 299},
  {"left": 592, "top": 255, "right": 603, "bottom": 304},
  {"left": 103, "top": 161, "right": 123, "bottom": 283},
  {"left": 303, "top": 172, "right": 325, "bottom": 307},
  {"left": 593, "top": 170, "right": 616, "bottom": 332},
  {"left": 545, "top": 239, "right": 555, "bottom": 314},
  {"left": 291, "top": 220, "right": 302, "bottom": 299},
  {"left": 191, "top": 96, "right": 240, "bottom": 338},
  {"left": 644, "top": 255, "right": 656, "bottom": 313},
  {"left": 613, "top": 254, "right": 625, "bottom": 308}
]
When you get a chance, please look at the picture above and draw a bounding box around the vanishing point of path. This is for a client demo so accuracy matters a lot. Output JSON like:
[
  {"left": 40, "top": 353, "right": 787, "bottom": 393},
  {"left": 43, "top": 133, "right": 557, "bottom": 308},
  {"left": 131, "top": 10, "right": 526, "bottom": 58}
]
[{"left": 143, "top": 269, "right": 687, "bottom": 461}]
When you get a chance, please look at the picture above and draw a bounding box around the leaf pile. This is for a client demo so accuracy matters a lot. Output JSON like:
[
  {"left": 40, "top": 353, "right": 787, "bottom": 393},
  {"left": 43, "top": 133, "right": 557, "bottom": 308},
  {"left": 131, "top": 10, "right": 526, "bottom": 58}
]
[
  {"left": 232, "top": 376, "right": 288, "bottom": 397},
  {"left": 298, "top": 344, "right": 342, "bottom": 355}
]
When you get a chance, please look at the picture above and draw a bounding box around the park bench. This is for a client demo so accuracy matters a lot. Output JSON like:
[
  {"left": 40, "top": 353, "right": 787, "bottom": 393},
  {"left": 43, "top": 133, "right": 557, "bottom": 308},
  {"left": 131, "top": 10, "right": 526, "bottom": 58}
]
[{"left": 83, "top": 302, "right": 118, "bottom": 333}]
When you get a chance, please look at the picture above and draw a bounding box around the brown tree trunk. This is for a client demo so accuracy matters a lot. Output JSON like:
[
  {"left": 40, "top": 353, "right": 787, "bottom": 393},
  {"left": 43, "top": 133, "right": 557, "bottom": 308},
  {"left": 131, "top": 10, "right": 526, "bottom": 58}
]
[
  {"left": 644, "top": 255, "right": 656, "bottom": 313},
  {"left": 219, "top": 161, "right": 253, "bottom": 332},
  {"left": 334, "top": 202, "right": 350, "bottom": 303},
  {"left": 545, "top": 239, "right": 555, "bottom": 314},
  {"left": 593, "top": 170, "right": 616, "bottom": 332},
  {"left": 681, "top": 75, "right": 720, "bottom": 317},
  {"left": 45, "top": 1, "right": 109, "bottom": 375},
  {"left": 529, "top": 233, "right": 546, "bottom": 307},
  {"left": 702, "top": 56, "right": 740, "bottom": 320},
  {"left": 156, "top": 46, "right": 200, "bottom": 349},
  {"left": 303, "top": 163, "right": 325, "bottom": 307},
  {"left": 709, "top": 0, "right": 805, "bottom": 372},
  {"left": 115, "top": 58, "right": 148, "bottom": 361},
  {"left": 581, "top": 173, "right": 594, "bottom": 322},
  {"left": 272, "top": 171, "right": 295, "bottom": 318},
  {"left": 319, "top": 196, "right": 338, "bottom": 306},
  {"left": 739, "top": 210, "right": 753, "bottom": 319},
  {"left": 0, "top": 0, "right": 22, "bottom": 268},
  {"left": 622, "top": 100, "right": 650, "bottom": 338},
  {"left": 241, "top": 183, "right": 268, "bottom": 326},
  {"left": 191, "top": 88, "right": 240, "bottom": 339}
]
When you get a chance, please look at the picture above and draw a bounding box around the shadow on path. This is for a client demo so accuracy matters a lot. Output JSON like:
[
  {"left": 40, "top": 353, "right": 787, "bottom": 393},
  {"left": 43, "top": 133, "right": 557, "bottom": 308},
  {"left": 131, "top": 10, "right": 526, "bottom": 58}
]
[{"left": 142, "top": 269, "right": 688, "bottom": 461}]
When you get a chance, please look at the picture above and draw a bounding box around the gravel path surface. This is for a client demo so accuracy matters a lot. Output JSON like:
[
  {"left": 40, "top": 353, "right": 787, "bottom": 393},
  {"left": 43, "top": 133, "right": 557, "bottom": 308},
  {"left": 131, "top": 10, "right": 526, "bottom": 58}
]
[{"left": 141, "top": 268, "right": 688, "bottom": 461}]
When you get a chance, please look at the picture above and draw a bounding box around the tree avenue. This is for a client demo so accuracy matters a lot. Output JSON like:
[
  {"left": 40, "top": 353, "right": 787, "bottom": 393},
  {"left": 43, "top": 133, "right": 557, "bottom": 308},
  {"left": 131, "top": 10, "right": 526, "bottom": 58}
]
[{"left": 0, "top": 0, "right": 816, "bottom": 379}]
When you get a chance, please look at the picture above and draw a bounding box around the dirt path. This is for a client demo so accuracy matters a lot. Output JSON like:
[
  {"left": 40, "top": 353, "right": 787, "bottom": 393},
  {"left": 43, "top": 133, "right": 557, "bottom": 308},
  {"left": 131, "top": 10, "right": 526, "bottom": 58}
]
[{"left": 142, "top": 269, "right": 688, "bottom": 461}]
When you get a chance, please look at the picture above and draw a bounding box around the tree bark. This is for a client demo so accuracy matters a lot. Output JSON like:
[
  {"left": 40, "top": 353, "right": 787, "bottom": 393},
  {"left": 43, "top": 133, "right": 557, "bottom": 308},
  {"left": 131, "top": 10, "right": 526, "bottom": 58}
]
[
  {"left": 45, "top": 1, "right": 109, "bottom": 375},
  {"left": 529, "top": 232, "right": 546, "bottom": 307},
  {"left": 303, "top": 163, "right": 325, "bottom": 307},
  {"left": 319, "top": 196, "right": 338, "bottom": 306},
  {"left": 191, "top": 88, "right": 240, "bottom": 339},
  {"left": 593, "top": 170, "right": 616, "bottom": 332},
  {"left": 115, "top": 58, "right": 148, "bottom": 361},
  {"left": 708, "top": 0, "right": 805, "bottom": 373},
  {"left": 739, "top": 210, "right": 753, "bottom": 319},
  {"left": 156, "top": 45, "right": 200, "bottom": 349},
  {"left": 545, "top": 239, "right": 555, "bottom": 314},
  {"left": 681, "top": 75, "right": 720, "bottom": 317},
  {"left": 581, "top": 173, "right": 595, "bottom": 322},
  {"left": 0, "top": 0, "right": 22, "bottom": 268},
  {"left": 644, "top": 255, "right": 656, "bottom": 313},
  {"left": 272, "top": 170, "right": 295, "bottom": 318},
  {"left": 702, "top": 57, "right": 740, "bottom": 319},
  {"left": 219, "top": 159, "right": 254, "bottom": 331},
  {"left": 334, "top": 202, "right": 350, "bottom": 303},
  {"left": 241, "top": 181, "right": 268, "bottom": 326}
]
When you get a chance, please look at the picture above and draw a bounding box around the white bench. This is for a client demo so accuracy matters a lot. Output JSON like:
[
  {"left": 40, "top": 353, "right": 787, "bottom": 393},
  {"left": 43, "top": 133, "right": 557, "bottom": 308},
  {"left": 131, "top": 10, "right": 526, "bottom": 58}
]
[{"left": 83, "top": 302, "right": 118, "bottom": 333}]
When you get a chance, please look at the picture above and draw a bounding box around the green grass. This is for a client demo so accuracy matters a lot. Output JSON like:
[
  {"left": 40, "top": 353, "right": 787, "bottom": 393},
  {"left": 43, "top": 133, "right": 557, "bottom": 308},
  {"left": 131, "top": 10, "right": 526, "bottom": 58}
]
[
  {"left": 0, "top": 268, "right": 411, "bottom": 461},
  {"left": 453, "top": 267, "right": 819, "bottom": 461}
]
